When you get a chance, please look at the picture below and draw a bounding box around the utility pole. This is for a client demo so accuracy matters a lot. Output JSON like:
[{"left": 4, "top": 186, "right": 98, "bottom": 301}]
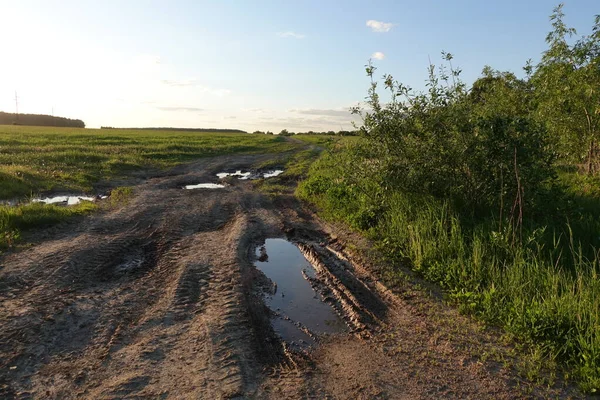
[{"left": 14, "top": 91, "right": 19, "bottom": 122}]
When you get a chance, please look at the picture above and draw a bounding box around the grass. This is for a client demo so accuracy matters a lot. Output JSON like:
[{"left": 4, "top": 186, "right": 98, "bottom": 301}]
[
  {"left": 109, "top": 186, "right": 134, "bottom": 206},
  {"left": 0, "top": 201, "right": 97, "bottom": 249},
  {"left": 0, "top": 125, "right": 300, "bottom": 249},
  {"left": 0, "top": 125, "right": 297, "bottom": 199},
  {"left": 253, "top": 135, "right": 358, "bottom": 196},
  {"left": 294, "top": 134, "right": 360, "bottom": 148},
  {"left": 298, "top": 146, "right": 600, "bottom": 393}
]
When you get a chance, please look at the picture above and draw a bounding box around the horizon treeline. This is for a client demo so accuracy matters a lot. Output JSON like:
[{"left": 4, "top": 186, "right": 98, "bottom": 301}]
[{"left": 0, "top": 111, "right": 85, "bottom": 128}]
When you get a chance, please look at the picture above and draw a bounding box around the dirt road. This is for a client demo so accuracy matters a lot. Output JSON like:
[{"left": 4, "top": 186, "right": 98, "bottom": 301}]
[{"left": 0, "top": 149, "right": 582, "bottom": 399}]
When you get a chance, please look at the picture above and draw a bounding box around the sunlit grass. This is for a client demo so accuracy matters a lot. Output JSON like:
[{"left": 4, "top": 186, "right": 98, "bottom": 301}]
[
  {"left": 0, "top": 125, "right": 297, "bottom": 200},
  {"left": 0, "top": 125, "right": 299, "bottom": 249},
  {"left": 298, "top": 148, "right": 600, "bottom": 392}
]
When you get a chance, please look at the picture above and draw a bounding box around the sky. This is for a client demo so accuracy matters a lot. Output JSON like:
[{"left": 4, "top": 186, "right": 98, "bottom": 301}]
[{"left": 0, "top": 0, "right": 597, "bottom": 131}]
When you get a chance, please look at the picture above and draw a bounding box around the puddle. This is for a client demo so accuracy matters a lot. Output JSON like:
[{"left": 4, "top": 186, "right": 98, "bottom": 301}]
[
  {"left": 263, "top": 169, "right": 284, "bottom": 178},
  {"left": 32, "top": 195, "right": 96, "bottom": 206},
  {"left": 1, "top": 193, "right": 109, "bottom": 208},
  {"left": 255, "top": 239, "right": 346, "bottom": 345},
  {"left": 217, "top": 170, "right": 252, "bottom": 180},
  {"left": 184, "top": 183, "right": 225, "bottom": 189},
  {"left": 217, "top": 169, "right": 284, "bottom": 180}
]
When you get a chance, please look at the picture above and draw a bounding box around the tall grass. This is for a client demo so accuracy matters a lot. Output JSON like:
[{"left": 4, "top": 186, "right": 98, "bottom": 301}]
[{"left": 298, "top": 150, "right": 600, "bottom": 392}]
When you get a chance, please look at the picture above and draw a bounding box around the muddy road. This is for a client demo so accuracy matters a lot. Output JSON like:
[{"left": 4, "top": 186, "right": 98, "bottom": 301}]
[{"left": 0, "top": 150, "right": 582, "bottom": 399}]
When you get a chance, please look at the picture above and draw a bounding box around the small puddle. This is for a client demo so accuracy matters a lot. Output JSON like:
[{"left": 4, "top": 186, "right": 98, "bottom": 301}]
[
  {"left": 217, "top": 170, "right": 252, "bottom": 180},
  {"left": 184, "top": 183, "right": 225, "bottom": 189},
  {"left": 32, "top": 195, "right": 96, "bottom": 206},
  {"left": 255, "top": 239, "right": 346, "bottom": 346},
  {"left": 217, "top": 169, "right": 284, "bottom": 180},
  {"left": 263, "top": 169, "right": 284, "bottom": 178}
]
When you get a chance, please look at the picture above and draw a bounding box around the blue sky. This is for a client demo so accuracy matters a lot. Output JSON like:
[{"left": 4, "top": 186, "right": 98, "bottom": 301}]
[{"left": 0, "top": 0, "right": 597, "bottom": 131}]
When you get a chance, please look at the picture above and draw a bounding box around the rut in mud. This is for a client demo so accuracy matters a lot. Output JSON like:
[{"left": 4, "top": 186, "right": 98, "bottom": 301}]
[{"left": 0, "top": 150, "right": 582, "bottom": 399}]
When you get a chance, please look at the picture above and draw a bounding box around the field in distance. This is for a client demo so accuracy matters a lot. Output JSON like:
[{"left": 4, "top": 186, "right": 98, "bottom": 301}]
[{"left": 0, "top": 125, "right": 297, "bottom": 200}]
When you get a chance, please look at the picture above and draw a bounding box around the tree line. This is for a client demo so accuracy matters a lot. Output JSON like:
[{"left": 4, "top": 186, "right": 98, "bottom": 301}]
[{"left": 0, "top": 111, "right": 85, "bottom": 128}]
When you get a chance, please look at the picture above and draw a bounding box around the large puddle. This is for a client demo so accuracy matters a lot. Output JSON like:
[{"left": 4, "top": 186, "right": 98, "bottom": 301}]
[
  {"left": 217, "top": 169, "right": 284, "bottom": 180},
  {"left": 255, "top": 239, "right": 346, "bottom": 346},
  {"left": 32, "top": 195, "right": 96, "bottom": 206},
  {"left": 1, "top": 193, "right": 109, "bottom": 208}
]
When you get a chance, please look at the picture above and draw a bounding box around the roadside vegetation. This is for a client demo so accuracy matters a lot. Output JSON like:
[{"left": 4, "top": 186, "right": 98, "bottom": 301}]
[
  {"left": 0, "top": 126, "right": 298, "bottom": 249},
  {"left": 298, "top": 5, "right": 600, "bottom": 392}
]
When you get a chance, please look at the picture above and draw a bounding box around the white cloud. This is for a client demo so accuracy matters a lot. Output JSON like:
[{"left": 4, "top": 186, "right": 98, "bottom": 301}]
[
  {"left": 211, "top": 88, "right": 232, "bottom": 97},
  {"left": 366, "top": 20, "right": 395, "bottom": 33},
  {"left": 277, "top": 31, "right": 306, "bottom": 39},
  {"left": 157, "top": 106, "right": 204, "bottom": 112},
  {"left": 161, "top": 79, "right": 197, "bottom": 87},
  {"left": 371, "top": 52, "right": 385, "bottom": 60},
  {"left": 160, "top": 79, "right": 231, "bottom": 97},
  {"left": 289, "top": 108, "right": 352, "bottom": 118}
]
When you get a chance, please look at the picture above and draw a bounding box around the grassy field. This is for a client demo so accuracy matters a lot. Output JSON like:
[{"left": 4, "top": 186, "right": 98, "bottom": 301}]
[
  {"left": 0, "top": 125, "right": 296, "bottom": 200},
  {"left": 293, "top": 134, "right": 360, "bottom": 148},
  {"left": 298, "top": 145, "right": 600, "bottom": 392},
  {"left": 0, "top": 125, "right": 298, "bottom": 249}
]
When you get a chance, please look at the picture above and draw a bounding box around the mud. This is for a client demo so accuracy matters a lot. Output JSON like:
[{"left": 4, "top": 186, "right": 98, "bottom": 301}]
[{"left": 0, "top": 148, "right": 583, "bottom": 399}]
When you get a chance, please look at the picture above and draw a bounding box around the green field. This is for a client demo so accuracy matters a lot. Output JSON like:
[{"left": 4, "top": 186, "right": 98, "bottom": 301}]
[
  {"left": 0, "top": 125, "right": 298, "bottom": 249},
  {"left": 0, "top": 125, "right": 296, "bottom": 200}
]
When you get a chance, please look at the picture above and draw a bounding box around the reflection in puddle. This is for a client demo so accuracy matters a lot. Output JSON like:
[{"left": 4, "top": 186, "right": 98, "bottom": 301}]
[
  {"left": 184, "top": 183, "right": 225, "bottom": 189},
  {"left": 32, "top": 196, "right": 95, "bottom": 206},
  {"left": 217, "top": 169, "right": 284, "bottom": 180},
  {"left": 217, "top": 170, "right": 251, "bottom": 180},
  {"left": 263, "top": 169, "right": 284, "bottom": 178},
  {"left": 255, "top": 239, "right": 346, "bottom": 345}
]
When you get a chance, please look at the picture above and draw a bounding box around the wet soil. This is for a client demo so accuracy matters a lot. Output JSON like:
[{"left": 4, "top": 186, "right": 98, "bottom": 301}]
[{"left": 0, "top": 146, "right": 584, "bottom": 399}]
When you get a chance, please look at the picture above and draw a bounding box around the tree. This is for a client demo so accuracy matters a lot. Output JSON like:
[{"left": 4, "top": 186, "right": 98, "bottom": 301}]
[{"left": 533, "top": 4, "right": 600, "bottom": 173}]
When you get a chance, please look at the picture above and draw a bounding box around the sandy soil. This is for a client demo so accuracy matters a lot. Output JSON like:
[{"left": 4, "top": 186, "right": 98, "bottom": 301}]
[{"left": 0, "top": 149, "right": 585, "bottom": 399}]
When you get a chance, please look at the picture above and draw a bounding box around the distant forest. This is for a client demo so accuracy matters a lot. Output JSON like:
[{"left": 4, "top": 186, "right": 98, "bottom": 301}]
[
  {"left": 101, "top": 127, "right": 247, "bottom": 133},
  {"left": 0, "top": 112, "right": 85, "bottom": 128}
]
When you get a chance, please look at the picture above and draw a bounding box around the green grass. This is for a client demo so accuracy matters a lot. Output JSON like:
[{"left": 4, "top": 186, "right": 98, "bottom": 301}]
[
  {"left": 0, "top": 125, "right": 297, "bottom": 200},
  {"left": 253, "top": 148, "right": 322, "bottom": 196},
  {"left": 109, "top": 186, "right": 134, "bottom": 206},
  {"left": 298, "top": 147, "right": 600, "bottom": 393},
  {"left": 253, "top": 136, "right": 359, "bottom": 196},
  {"left": 0, "top": 125, "right": 300, "bottom": 249},
  {"left": 294, "top": 134, "right": 360, "bottom": 148},
  {"left": 0, "top": 201, "right": 97, "bottom": 249}
]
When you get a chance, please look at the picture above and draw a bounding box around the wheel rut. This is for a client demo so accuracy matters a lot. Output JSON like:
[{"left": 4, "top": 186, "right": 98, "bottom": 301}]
[{"left": 0, "top": 151, "right": 583, "bottom": 399}]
